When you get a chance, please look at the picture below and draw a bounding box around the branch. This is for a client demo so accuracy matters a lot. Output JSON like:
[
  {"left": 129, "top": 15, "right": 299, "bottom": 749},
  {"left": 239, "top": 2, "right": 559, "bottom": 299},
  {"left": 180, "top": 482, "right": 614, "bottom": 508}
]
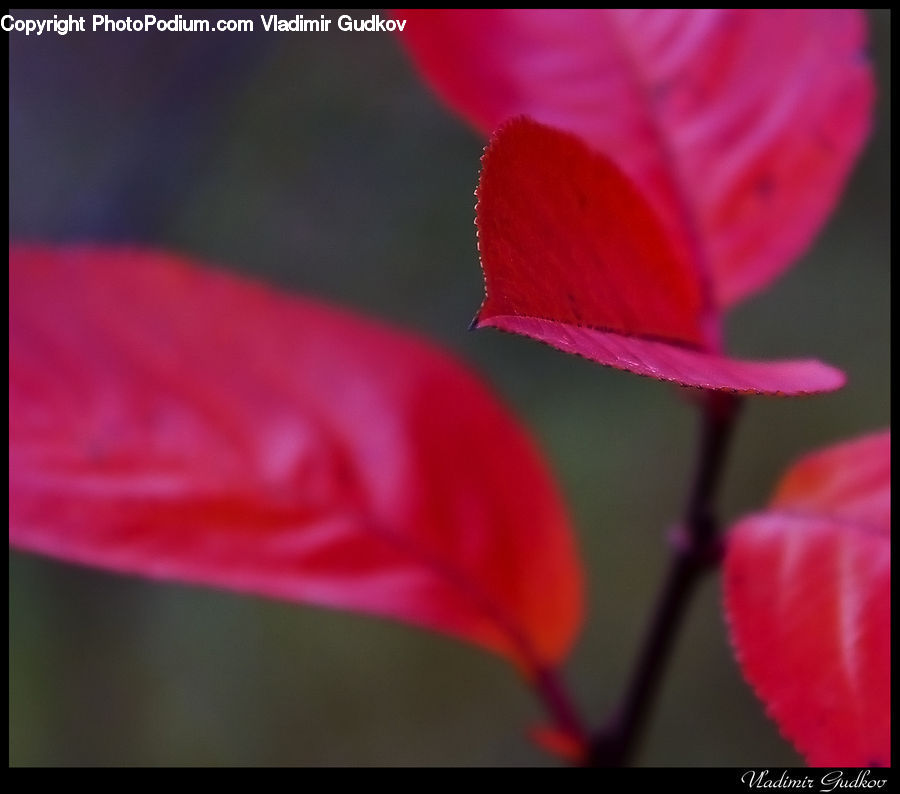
[{"left": 585, "top": 390, "right": 741, "bottom": 767}]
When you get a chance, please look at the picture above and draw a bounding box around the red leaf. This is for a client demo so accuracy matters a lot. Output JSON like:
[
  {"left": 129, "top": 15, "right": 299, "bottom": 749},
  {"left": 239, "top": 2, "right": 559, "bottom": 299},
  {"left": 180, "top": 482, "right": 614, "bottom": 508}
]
[
  {"left": 476, "top": 118, "right": 708, "bottom": 348},
  {"left": 724, "top": 431, "right": 890, "bottom": 766},
  {"left": 8, "top": 244, "right": 584, "bottom": 674},
  {"left": 398, "top": 9, "right": 873, "bottom": 307},
  {"left": 479, "top": 316, "right": 844, "bottom": 396},
  {"left": 473, "top": 119, "right": 845, "bottom": 396},
  {"left": 529, "top": 724, "right": 587, "bottom": 765},
  {"left": 771, "top": 431, "right": 891, "bottom": 530}
]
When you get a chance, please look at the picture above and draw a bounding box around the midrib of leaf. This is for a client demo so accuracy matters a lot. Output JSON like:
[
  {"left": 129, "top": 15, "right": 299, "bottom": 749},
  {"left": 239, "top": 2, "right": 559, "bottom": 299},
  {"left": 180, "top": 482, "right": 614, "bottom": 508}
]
[
  {"left": 605, "top": 12, "right": 718, "bottom": 332},
  {"left": 19, "top": 265, "right": 548, "bottom": 674}
]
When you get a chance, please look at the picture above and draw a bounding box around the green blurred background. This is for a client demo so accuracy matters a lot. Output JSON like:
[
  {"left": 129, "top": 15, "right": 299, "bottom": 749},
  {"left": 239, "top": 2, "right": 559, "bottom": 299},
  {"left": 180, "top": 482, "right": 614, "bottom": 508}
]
[{"left": 8, "top": 9, "right": 891, "bottom": 766}]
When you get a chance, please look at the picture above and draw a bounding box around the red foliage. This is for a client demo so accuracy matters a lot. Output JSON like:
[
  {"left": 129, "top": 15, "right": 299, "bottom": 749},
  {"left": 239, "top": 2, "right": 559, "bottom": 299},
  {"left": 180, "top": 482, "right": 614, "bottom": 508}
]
[
  {"left": 473, "top": 119, "right": 845, "bottom": 395},
  {"left": 724, "top": 431, "right": 891, "bottom": 766},
  {"left": 399, "top": 9, "right": 873, "bottom": 306},
  {"left": 529, "top": 724, "right": 588, "bottom": 765},
  {"left": 7, "top": 11, "right": 882, "bottom": 765},
  {"left": 475, "top": 119, "right": 708, "bottom": 348},
  {"left": 8, "top": 245, "right": 583, "bottom": 673},
  {"left": 397, "top": 10, "right": 873, "bottom": 395}
]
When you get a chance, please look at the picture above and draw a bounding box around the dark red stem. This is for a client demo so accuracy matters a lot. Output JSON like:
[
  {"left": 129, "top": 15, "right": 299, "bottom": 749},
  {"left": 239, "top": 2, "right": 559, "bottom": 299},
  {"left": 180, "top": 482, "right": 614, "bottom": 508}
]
[{"left": 585, "top": 391, "right": 741, "bottom": 767}]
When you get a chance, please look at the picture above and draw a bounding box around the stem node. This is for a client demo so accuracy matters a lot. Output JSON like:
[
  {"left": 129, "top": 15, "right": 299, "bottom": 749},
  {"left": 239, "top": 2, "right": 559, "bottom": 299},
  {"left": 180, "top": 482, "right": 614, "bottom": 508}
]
[{"left": 583, "top": 393, "right": 742, "bottom": 767}]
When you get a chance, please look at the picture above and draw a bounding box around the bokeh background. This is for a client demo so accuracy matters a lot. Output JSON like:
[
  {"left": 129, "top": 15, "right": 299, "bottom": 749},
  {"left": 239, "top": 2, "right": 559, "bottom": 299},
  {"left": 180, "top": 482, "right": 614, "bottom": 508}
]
[{"left": 9, "top": 9, "right": 890, "bottom": 767}]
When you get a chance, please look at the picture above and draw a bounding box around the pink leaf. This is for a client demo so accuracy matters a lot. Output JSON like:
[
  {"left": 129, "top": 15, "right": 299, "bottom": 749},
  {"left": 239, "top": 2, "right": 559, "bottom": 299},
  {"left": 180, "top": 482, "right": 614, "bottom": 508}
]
[
  {"left": 8, "top": 244, "right": 584, "bottom": 674},
  {"left": 473, "top": 119, "right": 845, "bottom": 396},
  {"left": 771, "top": 431, "right": 891, "bottom": 529},
  {"left": 724, "top": 431, "right": 890, "bottom": 766},
  {"left": 398, "top": 9, "right": 873, "bottom": 306}
]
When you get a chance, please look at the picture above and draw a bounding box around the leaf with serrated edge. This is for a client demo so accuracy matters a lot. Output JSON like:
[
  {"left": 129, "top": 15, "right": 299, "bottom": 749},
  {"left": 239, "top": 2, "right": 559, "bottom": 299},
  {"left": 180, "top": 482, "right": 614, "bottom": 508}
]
[
  {"left": 398, "top": 9, "right": 873, "bottom": 307},
  {"left": 473, "top": 119, "right": 845, "bottom": 396},
  {"left": 724, "top": 431, "right": 890, "bottom": 766}
]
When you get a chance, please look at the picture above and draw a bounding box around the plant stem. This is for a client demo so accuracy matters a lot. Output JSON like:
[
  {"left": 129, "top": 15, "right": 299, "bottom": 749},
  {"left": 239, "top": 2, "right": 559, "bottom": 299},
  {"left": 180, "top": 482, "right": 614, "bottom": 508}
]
[{"left": 585, "top": 391, "right": 741, "bottom": 767}]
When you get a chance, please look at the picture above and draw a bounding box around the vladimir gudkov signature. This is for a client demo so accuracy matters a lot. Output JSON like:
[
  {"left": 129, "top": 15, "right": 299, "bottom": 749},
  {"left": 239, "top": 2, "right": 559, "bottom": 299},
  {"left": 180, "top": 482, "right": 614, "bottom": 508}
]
[{"left": 741, "top": 770, "right": 887, "bottom": 792}]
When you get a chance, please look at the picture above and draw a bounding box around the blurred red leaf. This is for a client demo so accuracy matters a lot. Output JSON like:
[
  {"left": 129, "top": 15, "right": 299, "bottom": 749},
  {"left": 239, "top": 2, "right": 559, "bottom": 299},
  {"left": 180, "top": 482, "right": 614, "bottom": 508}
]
[
  {"left": 8, "top": 244, "right": 584, "bottom": 674},
  {"left": 771, "top": 431, "right": 891, "bottom": 528},
  {"left": 529, "top": 724, "right": 587, "bottom": 765},
  {"left": 724, "top": 431, "right": 890, "bottom": 766},
  {"left": 398, "top": 9, "right": 873, "bottom": 307},
  {"left": 473, "top": 119, "right": 845, "bottom": 395}
]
